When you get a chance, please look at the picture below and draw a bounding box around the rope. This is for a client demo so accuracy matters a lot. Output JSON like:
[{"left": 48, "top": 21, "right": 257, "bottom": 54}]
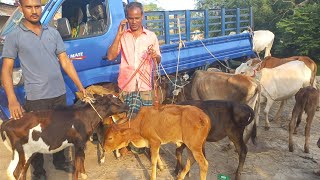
[
  {"left": 159, "top": 63, "right": 187, "bottom": 88},
  {"left": 172, "top": 18, "right": 185, "bottom": 104},
  {"left": 199, "top": 40, "right": 231, "bottom": 70},
  {"left": 118, "top": 52, "right": 151, "bottom": 96},
  {"left": 82, "top": 96, "right": 103, "bottom": 120}
]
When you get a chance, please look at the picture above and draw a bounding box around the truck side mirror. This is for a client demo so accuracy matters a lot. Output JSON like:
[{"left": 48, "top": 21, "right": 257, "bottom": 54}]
[{"left": 57, "top": 18, "right": 71, "bottom": 39}]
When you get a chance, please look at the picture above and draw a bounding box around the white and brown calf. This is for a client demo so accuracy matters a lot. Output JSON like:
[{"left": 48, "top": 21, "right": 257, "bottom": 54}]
[{"left": 0, "top": 94, "right": 128, "bottom": 180}]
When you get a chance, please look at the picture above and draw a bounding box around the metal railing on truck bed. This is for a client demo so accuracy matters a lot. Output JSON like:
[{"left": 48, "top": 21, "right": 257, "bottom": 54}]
[
  {"left": 142, "top": 7, "right": 254, "bottom": 75},
  {"left": 143, "top": 7, "right": 253, "bottom": 44}
]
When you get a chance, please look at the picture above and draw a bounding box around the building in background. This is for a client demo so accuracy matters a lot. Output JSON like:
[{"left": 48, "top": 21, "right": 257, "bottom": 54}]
[{"left": 0, "top": 2, "right": 18, "bottom": 30}]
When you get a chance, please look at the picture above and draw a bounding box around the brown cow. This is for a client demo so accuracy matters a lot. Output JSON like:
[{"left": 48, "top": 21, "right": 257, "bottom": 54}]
[
  {"left": 249, "top": 56, "right": 317, "bottom": 86},
  {"left": 175, "top": 100, "right": 255, "bottom": 180},
  {"left": 0, "top": 95, "right": 128, "bottom": 180},
  {"left": 104, "top": 105, "right": 211, "bottom": 180},
  {"left": 289, "top": 86, "right": 319, "bottom": 153},
  {"left": 239, "top": 56, "right": 317, "bottom": 123}
]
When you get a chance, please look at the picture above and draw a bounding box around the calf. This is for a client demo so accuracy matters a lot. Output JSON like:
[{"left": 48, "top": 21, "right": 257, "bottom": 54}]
[
  {"left": 0, "top": 94, "right": 128, "bottom": 180},
  {"left": 104, "top": 105, "right": 211, "bottom": 180},
  {"left": 289, "top": 86, "right": 319, "bottom": 153},
  {"left": 175, "top": 100, "right": 255, "bottom": 180}
]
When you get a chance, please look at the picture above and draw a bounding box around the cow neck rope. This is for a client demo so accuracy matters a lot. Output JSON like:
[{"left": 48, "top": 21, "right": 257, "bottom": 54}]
[
  {"left": 82, "top": 96, "right": 103, "bottom": 120},
  {"left": 88, "top": 101, "right": 103, "bottom": 120},
  {"left": 254, "top": 70, "right": 277, "bottom": 101}
]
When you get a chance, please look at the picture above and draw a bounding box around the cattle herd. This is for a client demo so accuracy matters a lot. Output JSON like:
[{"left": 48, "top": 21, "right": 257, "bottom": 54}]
[{"left": 1, "top": 55, "right": 320, "bottom": 180}]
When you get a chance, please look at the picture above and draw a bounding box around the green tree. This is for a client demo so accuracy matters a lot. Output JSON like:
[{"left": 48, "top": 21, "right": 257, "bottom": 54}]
[
  {"left": 195, "top": 0, "right": 319, "bottom": 59},
  {"left": 276, "top": 3, "right": 320, "bottom": 60},
  {"left": 144, "top": 3, "right": 164, "bottom": 11}
]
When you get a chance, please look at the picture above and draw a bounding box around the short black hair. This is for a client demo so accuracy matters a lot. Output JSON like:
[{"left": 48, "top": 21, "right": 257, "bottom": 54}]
[{"left": 125, "top": 2, "right": 144, "bottom": 17}]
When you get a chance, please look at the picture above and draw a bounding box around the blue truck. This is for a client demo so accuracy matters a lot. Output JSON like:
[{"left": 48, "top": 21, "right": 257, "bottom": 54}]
[{"left": 0, "top": 0, "right": 254, "bottom": 121}]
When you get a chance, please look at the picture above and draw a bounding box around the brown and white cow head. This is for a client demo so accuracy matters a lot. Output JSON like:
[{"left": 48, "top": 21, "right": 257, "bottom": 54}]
[{"left": 235, "top": 59, "right": 261, "bottom": 76}]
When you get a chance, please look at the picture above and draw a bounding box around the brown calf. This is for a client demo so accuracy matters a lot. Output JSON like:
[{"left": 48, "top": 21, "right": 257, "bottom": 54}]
[
  {"left": 104, "top": 105, "right": 211, "bottom": 180},
  {"left": 289, "top": 86, "right": 319, "bottom": 153},
  {"left": 0, "top": 95, "right": 128, "bottom": 180}
]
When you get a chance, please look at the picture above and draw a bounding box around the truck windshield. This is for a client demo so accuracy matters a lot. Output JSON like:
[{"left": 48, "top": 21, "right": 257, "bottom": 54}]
[
  {"left": 0, "top": 8, "right": 23, "bottom": 37},
  {"left": 0, "top": 8, "right": 23, "bottom": 52}
]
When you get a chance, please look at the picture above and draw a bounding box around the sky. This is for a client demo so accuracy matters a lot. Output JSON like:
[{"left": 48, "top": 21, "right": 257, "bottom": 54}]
[
  {"left": 140, "top": 0, "right": 195, "bottom": 10},
  {"left": 1, "top": 0, "right": 196, "bottom": 10},
  {"left": 0, "top": 0, "right": 15, "bottom": 5}
]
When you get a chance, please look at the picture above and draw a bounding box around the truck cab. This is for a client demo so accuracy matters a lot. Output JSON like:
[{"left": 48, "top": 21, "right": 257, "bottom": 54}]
[{"left": 0, "top": 0, "right": 254, "bottom": 120}]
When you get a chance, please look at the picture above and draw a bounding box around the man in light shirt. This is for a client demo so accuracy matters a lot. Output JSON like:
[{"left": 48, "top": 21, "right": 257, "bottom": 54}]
[{"left": 107, "top": 1, "right": 161, "bottom": 118}]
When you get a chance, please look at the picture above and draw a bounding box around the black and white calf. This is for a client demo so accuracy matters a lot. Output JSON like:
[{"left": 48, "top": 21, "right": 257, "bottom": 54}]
[{"left": 0, "top": 94, "right": 128, "bottom": 180}]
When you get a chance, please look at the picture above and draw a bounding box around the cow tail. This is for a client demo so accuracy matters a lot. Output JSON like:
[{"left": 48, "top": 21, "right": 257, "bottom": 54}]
[
  {"left": 312, "top": 62, "right": 317, "bottom": 87},
  {"left": 251, "top": 121, "right": 257, "bottom": 145},
  {"left": 249, "top": 84, "right": 260, "bottom": 145},
  {"left": 0, "top": 122, "right": 6, "bottom": 142}
]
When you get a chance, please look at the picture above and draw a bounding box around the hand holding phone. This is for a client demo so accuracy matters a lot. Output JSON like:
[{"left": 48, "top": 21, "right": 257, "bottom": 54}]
[{"left": 118, "top": 19, "right": 128, "bottom": 35}]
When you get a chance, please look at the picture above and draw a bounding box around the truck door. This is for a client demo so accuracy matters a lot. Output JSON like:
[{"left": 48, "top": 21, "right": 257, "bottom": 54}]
[{"left": 48, "top": 0, "right": 113, "bottom": 72}]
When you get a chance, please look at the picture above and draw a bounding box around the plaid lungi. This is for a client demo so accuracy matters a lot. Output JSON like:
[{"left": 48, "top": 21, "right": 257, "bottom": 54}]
[{"left": 122, "top": 91, "right": 153, "bottom": 113}]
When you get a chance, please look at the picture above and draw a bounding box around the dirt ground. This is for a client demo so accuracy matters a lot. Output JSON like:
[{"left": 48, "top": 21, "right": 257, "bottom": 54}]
[{"left": 1, "top": 80, "right": 320, "bottom": 180}]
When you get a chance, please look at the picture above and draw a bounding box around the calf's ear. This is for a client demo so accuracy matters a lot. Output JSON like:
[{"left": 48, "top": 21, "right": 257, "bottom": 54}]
[
  {"left": 106, "top": 94, "right": 114, "bottom": 99},
  {"left": 120, "top": 128, "right": 131, "bottom": 136},
  {"left": 246, "top": 59, "right": 253, "bottom": 66}
]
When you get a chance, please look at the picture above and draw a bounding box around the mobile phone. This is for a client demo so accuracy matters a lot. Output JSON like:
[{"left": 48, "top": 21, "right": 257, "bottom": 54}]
[
  {"left": 122, "top": 22, "right": 128, "bottom": 31},
  {"left": 121, "top": 24, "right": 126, "bottom": 31}
]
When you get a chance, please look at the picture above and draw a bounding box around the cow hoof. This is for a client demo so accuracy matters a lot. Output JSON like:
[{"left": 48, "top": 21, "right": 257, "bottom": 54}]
[
  {"left": 289, "top": 145, "right": 294, "bottom": 152},
  {"left": 7, "top": 174, "right": 15, "bottom": 180},
  {"left": 115, "top": 150, "right": 121, "bottom": 159},
  {"left": 174, "top": 168, "right": 180, "bottom": 175},
  {"left": 159, "top": 165, "right": 164, "bottom": 171},
  {"left": 235, "top": 173, "right": 241, "bottom": 180},
  {"left": 265, "top": 126, "right": 270, "bottom": 131},
  {"left": 81, "top": 173, "right": 88, "bottom": 179},
  {"left": 293, "top": 131, "right": 298, "bottom": 135},
  {"left": 316, "top": 106, "right": 320, "bottom": 111},
  {"left": 314, "top": 170, "right": 320, "bottom": 176},
  {"left": 304, "top": 148, "right": 309, "bottom": 153},
  {"left": 100, "top": 157, "right": 105, "bottom": 164}
]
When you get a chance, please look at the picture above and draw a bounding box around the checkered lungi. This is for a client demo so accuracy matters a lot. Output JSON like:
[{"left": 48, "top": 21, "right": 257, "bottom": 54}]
[{"left": 122, "top": 90, "right": 153, "bottom": 114}]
